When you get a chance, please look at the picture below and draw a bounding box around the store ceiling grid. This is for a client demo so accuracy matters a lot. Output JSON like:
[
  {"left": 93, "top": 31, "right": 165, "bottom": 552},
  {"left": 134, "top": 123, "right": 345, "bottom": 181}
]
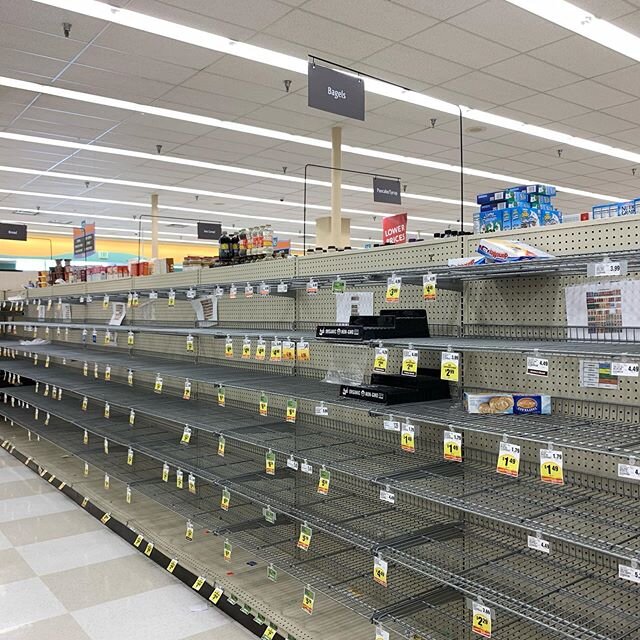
[{"left": 1, "top": 0, "right": 640, "bottom": 241}]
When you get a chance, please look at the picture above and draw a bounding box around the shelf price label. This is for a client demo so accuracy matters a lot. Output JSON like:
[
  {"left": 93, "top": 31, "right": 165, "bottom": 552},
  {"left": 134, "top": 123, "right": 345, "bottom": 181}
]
[
  {"left": 188, "top": 473, "right": 196, "bottom": 494},
  {"left": 401, "top": 348, "right": 418, "bottom": 377},
  {"left": 301, "top": 460, "right": 313, "bottom": 474},
  {"left": 154, "top": 374, "right": 163, "bottom": 394},
  {"left": 218, "top": 435, "right": 226, "bottom": 457},
  {"left": 270, "top": 340, "right": 282, "bottom": 362},
  {"left": 186, "top": 334, "right": 194, "bottom": 352},
  {"left": 168, "top": 290, "right": 176, "bottom": 306},
  {"left": 297, "top": 340, "right": 310, "bottom": 362},
  {"left": 185, "top": 520, "right": 193, "bottom": 541},
  {"left": 277, "top": 281, "right": 288, "bottom": 293},
  {"left": 84, "top": 462, "right": 89, "bottom": 476},
  {"left": 104, "top": 438, "right": 109, "bottom": 455},
  {"left": 286, "top": 399, "right": 297, "bottom": 423},
  {"left": 317, "top": 468, "right": 330, "bottom": 495},
  {"left": 127, "top": 331, "right": 134, "bottom": 346},
  {"left": 44, "top": 384, "right": 50, "bottom": 397},
  {"left": 223, "top": 538, "right": 232, "bottom": 561},
  {"left": 45, "top": 355, "right": 50, "bottom": 368},
  {"left": 224, "top": 338, "right": 233, "bottom": 358},
  {"left": 259, "top": 282, "right": 270, "bottom": 296},
  {"left": 287, "top": 455, "right": 299, "bottom": 471},
  {"left": 526, "top": 356, "right": 549, "bottom": 377},
  {"left": 103, "top": 295, "right": 109, "bottom": 309},
  {"left": 94, "top": 362, "right": 99, "bottom": 379},
  {"left": 331, "top": 277, "right": 345, "bottom": 294},
  {"left": 373, "top": 347, "right": 388, "bottom": 373},
  {"left": 242, "top": 338, "right": 252, "bottom": 359},
  {"left": 210, "top": 586, "right": 224, "bottom": 604},
  {"left": 259, "top": 392, "right": 268, "bottom": 416},
  {"left": 255, "top": 339, "right": 266, "bottom": 361},
  {"left": 104, "top": 365, "right": 111, "bottom": 381},
  {"left": 129, "top": 408, "right": 135, "bottom": 425},
  {"left": 379, "top": 487, "right": 395, "bottom": 504},
  {"left": 302, "top": 586, "right": 315, "bottom": 615},
  {"left": 127, "top": 292, "right": 133, "bottom": 307},
  {"left": 591, "top": 260, "right": 626, "bottom": 277},
  {"left": 422, "top": 274, "right": 437, "bottom": 301},
  {"left": 265, "top": 449, "right": 276, "bottom": 475},
  {"left": 282, "top": 339, "right": 295, "bottom": 361},
  {"left": 440, "top": 351, "right": 460, "bottom": 382},
  {"left": 127, "top": 447, "right": 134, "bottom": 466},
  {"left": 375, "top": 627, "right": 390, "bottom": 640},
  {"left": 263, "top": 505, "right": 276, "bottom": 524},
  {"left": 306, "top": 279, "right": 318, "bottom": 295},
  {"left": 83, "top": 430, "right": 89, "bottom": 445},
  {"left": 315, "top": 402, "right": 328, "bottom": 416},
  {"left": 472, "top": 602, "right": 492, "bottom": 638},
  {"left": 385, "top": 276, "right": 401, "bottom": 303},
  {"left": 496, "top": 441, "right": 520, "bottom": 477},
  {"left": 229, "top": 284, "right": 237, "bottom": 299},
  {"left": 162, "top": 462, "right": 169, "bottom": 482},
  {"left": 183, "top": 379, "right": 191, "bottom": 400},
  {"left": 618, "top": 462, "right": 640, "bottom": 480},
  {"left": 444, "top": 430, "right": 462, "bottom": 462},
  {"left": 611, "top": 362, "right": 639, "bottom": 377},
  {"left": 104, "top": 330, "right": 111, "bottom": 345},
  {"left": 244, "top": 283, "right": 254, "bottom": 298},
  {"left": 166, "top": 558, "right": 178, "bottom": 573},
  {"left": 618, "top": 563, "right": 640, "bottom": 584},
  {"left": 104, "top": 402, "right": 110, "bottom": 419},
  {"left": 83, "top": 361, "right": 88, "bottom": 376},
  {"left": 373, "top": 556, "right": 388, "bottom": 587},
  {"left": 221, "top": 487, "right": 230, "bottom": 511},
  {"left": 540, "top": 448, "right": 564, "bottom": 485},
  {"left": 45, "top": 412, "right": 50, "bottom": 425},
  {"left": 144, "top": 543, "right": 153, "bottom": 556},
  {"left": 181, "top": 425, "right": 192, "bottom": 445},
  {"left": 527, "top": 534, "right": 550, "bottom": 554},
  {"left": 262, "top": 626, "right": 277, "bottom": 640},
  {"left": 217, "top": 386, "right": 225, "bottom": 407},
  {"left": 126, "top": 485, "right": 132, "bottom": 504},
  {"left": 104, "top": 473, "right": 110, "bottom": 490},
  {"left": 401, "top": 422, "right": 415, "bottom": 453},
  {"left": 176, "top": 469, "right": 184, "bottom": 489},
  {"left": 297, "top": 524, "right": 312, "bottom": 551}
]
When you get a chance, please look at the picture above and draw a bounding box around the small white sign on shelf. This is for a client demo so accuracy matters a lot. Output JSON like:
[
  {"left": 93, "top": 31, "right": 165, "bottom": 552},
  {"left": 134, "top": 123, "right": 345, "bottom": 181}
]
[
  {"left": 611, "top": 362, "right": 639, "bottom": 377},
  {"left": 526, "top": 356, "right": 549, "bottom": 377}
]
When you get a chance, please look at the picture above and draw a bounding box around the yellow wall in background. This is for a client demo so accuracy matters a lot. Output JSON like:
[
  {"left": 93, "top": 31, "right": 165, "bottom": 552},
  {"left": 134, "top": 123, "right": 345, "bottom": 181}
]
[{"left": 0, "top": 233, "right": 218, "bottom": 262}]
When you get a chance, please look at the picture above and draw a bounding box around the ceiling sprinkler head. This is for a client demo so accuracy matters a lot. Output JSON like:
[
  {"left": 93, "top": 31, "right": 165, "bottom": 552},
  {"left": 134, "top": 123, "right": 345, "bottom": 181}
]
[
  {"left": 430, "top": 118, "right": 437, "bottom": 128},
  {"left": 633, "top": 168, "right": 637, "bottom": 176},
  {"left": 195, "top": 195, "right": 199, "bottom": 201},
  {"left": 156, "top": 144, "right": 162, "bottom": 154},
  {"left": 402, "top": 184, "right": 407, "bottom": 193},
  {"left": 282, "top": 166, "right": 287, "bottom": 174},
  {"left": 283, "top": 79, "right": 292, "bottom": 93},
  {"left": 557, "top": 149, "right": 563, "bottom": 158},
  {"left": 62, "top": 22, "right": 72, "bottom": 38},
  {"left": 84, "top": 181, "right": 90, "bottom": 189}
]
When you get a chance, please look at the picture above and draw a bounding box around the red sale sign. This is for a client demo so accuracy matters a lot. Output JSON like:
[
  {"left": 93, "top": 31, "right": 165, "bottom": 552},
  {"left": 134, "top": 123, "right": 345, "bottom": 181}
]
[{"left": 382, "top": 213, "right": 407, "bottom": 244}]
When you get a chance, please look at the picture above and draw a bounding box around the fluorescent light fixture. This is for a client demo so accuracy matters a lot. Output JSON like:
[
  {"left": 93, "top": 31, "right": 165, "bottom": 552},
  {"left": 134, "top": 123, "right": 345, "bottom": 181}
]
[
  {"left": 0, "top": 76, "right": 625, "bottom": 204},
  {"left": 504, "top": 0, "right": 640, "bottom": 63},
  {"left": 0, "top": 132, "right": 476, "bottom": 208},
  {"left": 26, "top": 0, "right": 640, "bottom": 174}
]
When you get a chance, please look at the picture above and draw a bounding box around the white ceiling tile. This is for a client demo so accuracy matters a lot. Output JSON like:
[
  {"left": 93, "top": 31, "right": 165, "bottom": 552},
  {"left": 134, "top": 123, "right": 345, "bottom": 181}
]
[
  {"left": 504, "top": 93, "right": 591, "bottom": 121},
  {"left": 529, "top": 35, "right": 635, "bottom": 77},
  {"left": 390, "top": 0, "right": 486, "bottom": 20},
  {"left": 405, "top": 23, "right": 517, "bottom": 68},
  {"left": 560, "top": 110, "right": 635, "bottom": 136},
  {"left": 578, "top": 0, "right": 637, "bottom": 19},
  {"left": 263, "top": 10, "right": 390, "bottom": 60},
  {"left": 181, "top": 71, "right": 287, "bottom": 105},
  {"left": 0, "top": 49, "right": 68, "bottom": 81},
  {"left": 154, "top": 85, "right": 260, "bottom": 118},
  {"left": 362, "top": 45, "right": 471, "bottom": 86},
  {"left": 603, "top": 99, "right": 640, "bottom": 122},
  {"left": 596, "top": 65, "right": 640, "bottom": 99},
  {"left": 482, "top": 55, "right": 582, "bottom": 91},
  {"left": 447, "top": 0, "right": 570, "bottom": 52},
  {"left": 549, "top": 80, "right": 636, "bottom": 110},
  {"left": 301, "top": 0, "right": 437, "bottom": 39},
  {"left": 440, "top": 71, "right": 537, "bottom": 104}
]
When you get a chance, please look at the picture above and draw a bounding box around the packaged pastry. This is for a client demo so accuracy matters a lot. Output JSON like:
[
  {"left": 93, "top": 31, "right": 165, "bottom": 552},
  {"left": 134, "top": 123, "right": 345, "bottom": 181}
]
[
  {"left": 513, "top": 394, "right": 551, "bottom": 415},
  {"left": 464, "top": 392, "right": 551, "bottom": 415},
  {"left": 476, "top": 239, "right": 553, "bottom": 263}
]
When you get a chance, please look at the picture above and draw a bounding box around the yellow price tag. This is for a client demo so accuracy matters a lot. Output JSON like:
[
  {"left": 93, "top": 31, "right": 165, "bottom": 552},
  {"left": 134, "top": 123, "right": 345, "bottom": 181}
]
[
  {"left": 283, "top": 341, "right": 295, "bottom": 360},
  {"left": 181, "top": 426, "right": 192, "bottom": 444},
  {"left": 192, "top": 576, "right": 206, "bottom": 591},
  {"left": 103, "top": 295, "right": 109, "bottom": 309},
  {"left": 373, "top": 556, "right": 388, "bottom": 587},
  {"left": 296, "top": 341, "right": 310, "bottom": 362},
  {"left": 188, "top": 473, "right": 196, "bottom": 494},
  {"left": 83, "top": 430, "right": 89, "bottom": 445},
  {"left": 104, "top": 365, "right": 111, "bottom": 381},
  {"left": 104, "top": 402, "right": 110, "bottom": 419},
  {"left": 297, "top": 525, "right": 312, "bottom": 551},
  {"left": 127, "top": 332, "right": 134, "bottom": 346},
  {"left": 162, "top": 463, "right": 169, "bottom": 482},
  {"left": 472, "top": 603, "right": 492, "bottom": 638},
  {"left": 224, "top": 340, "right": 233, "bottom": 358},
  {"left": 401, "top": 349, "right": 418, "bottom": 377},
  {"left": 185, "top": 521, "right": 194, "bottom": 541},
  {"left": 423, "top": 274, "right": 437, "bottom": 300},
  {"left": 104, "top": 473, "right": 110, "bottom": 489},
  {"left": 166, "top": 559, "right": 178, "bottom": 573},
  {"left": 127, "top": 369, "right": 133, "bottom": 386},
  {"left": 168, "top": 291, "right": 176, "bottom": 306},
  {"left": 255, "top": 342, "right": 266, "bottom": 361},
  {"left": 262, "top": 626, "right": 277, "bottom": 640},
  {"left": 100, "top": 513, "right": 111, "bottom": 524},
  {"left": 218, "top": 435, "right": 226, "bottom": 457},
  {"left": 540, "top": 448, "right": 564, "bottom": 485},
  {"left": 440, "top": 351, "right": 460, "bottom": 382},
  {"left": 186, "top": 335, "right": 194, "bottom": 352},
  {"left": 270, "top": 342, "right": 282, "bottom": 362},
  {"left": 496, "top": 441, "right": 520, "bottom": 477},
  {"left": 242, "top": 341, "right": 251, "bottom": 359},
  {"left": 385, "top": 276, "right": 401, "bottom": 303},
  {"left": 259, "top": 393, "right": 268, "bottom": 416},
  {"left": 183, "top": 380, "right": 191, "bottom": 400},
  {"left": 176, "top": 470, "right": 184, "bottom": 489},
  {"left": 317, "top": 469, "right": 330, "bottom": 495},
  {"left": 444, "top": 430, "right": 462, "bottom": 462},
  {"left": 154, "top": 375, "right": 163, "bottom": 394},
  {"left": 127, "top": 448, "right": 134, "bottom": 466},
  {"left": 401, "top": 423, "right": 415, "bottom": 453},
  {"left": 82, "top": 497, "right": 89, "bottom": 508},
  {"left": 82, "top": 396, "right": 88, "bottom": 411},
  {"left": 217, "top": 387, "right": 225, "bottom": 407},
  {"left": 223, "top": 539, "right": 232, "bottom": 561},
  {"left": 129, "top": 409, "right": 135, "bottom": 425},
  {"left": 133, "top": 534, "right": 143, "bottom": 548},
  {"left": 286, "top": 399, "right": 297, "bottom": 423},
  {"left": 265, "top": 450, "right": 276, "bottom": 475},
  {"left": 221, "top": 488, "right": 230, "bottom": 511},
  {"left": 210, "top": 587, "right": 223, "bottom": 604},
  {"left": 373, "top": 347, "right": 388, "bottom": 373},
  {"left": 302, "top": 586, "right": 315, "bottom": 615},
  {"left": 144, "top": 543, "right": 154, "bottom": 556}
]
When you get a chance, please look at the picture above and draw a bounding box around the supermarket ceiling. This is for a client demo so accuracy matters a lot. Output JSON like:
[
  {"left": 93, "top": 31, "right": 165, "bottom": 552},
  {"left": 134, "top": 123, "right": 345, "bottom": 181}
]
[{"left": 1, "top": 0, "right": 640, "bottom": 248}]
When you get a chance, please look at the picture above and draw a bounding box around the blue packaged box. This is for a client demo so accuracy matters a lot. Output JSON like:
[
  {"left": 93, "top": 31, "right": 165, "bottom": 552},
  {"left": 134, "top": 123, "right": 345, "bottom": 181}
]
[
  {"left": 592, "top": 203, "right": 618, "bottom": 219},
  {"left": 528, "top": 194, "right": 552, "bottom": 205},
  {"left": 541, "top": 210, "right": 562, "bottom": 226},
  {"left": 480, "top": 202, "right": 507, "bottom": 212},
  {"left": 479, "top": 209, "right": 510, "bottom": 233},
  {"left": 530, "top": 202, "right": 553, "bottom": 211},
  {"left": 505, "top": 189, "right": 528, "bottom": 203},
  {"left": 473, "top": 211, "right": 480, "bottom": 234},
  {"left": 521, "top": 208, "right": 541, "bottom": 228},
  {"left": 477, "top": 190, "right": 506, "bottom": 205},
  {"left": 617, "top": 200, "right": 637, "bottom": 216}
]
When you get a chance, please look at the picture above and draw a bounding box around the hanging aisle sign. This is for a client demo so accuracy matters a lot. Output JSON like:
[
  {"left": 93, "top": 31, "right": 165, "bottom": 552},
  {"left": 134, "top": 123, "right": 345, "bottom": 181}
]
[
  {"left": 373, "top": 177, "right": 401, "bottom": 205},
  {"left": 307, "top": 61, "right": 365, "bottom": 121}
]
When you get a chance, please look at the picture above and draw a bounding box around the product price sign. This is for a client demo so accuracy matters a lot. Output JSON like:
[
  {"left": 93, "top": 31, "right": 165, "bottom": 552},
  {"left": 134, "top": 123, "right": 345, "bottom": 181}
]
[
  {"left": 385, "top": 276, "right": 401, "bottom": 303},
  {"left": 129, "top": 408, "right": 135, "bottom": 425},
  {"left": 383, "top": 418, "right": 400, "bottom": 432},
  {"left": 423, "top": 274, "right": 437, "bottom": 301},
  {"left": 104, "top": 402, "right": 110, "bottom": 419},
  {"left": 186, "top": 334, "right": 194, "bottom": 352},
  {"left": 176, "top": 469, "right": 184, "bottom": 489},
  {"left": 44, "top": 384, "right": 49, "bottom": 397},
  {"left": 440, "top": 352, "right": 460, "bottom": 382},
  {"left": 154, "top": 374, "right": 163, "bottom": 394},
  {"left": 104, "top": 365, "right": 111, "bottom": 381},
  {"left": 100, "top": 513, "right": 111, "bottom": 525},
  {"left": 306, "top": 279, "right": 318, "bottom": 295},
  {"left": 527, "top": 535, "right": 550, "bottom": 554},
  {"left": 126, "top": 485, "right": 132, "bottom": 504},
  {"left": 315, "top": 403, "right": 328, "bottom": 416},
  {"left": 401, "top": 348, "right": 418, "bottom": 377},
  {"left": 287, "top": 455, "right": 299, "bottom": 471},
  {"left": 162, "top": 462, "right": 169, "bottom": 482},
  {"left": 540, "top": 448, "right": 564, "bottom": 485},
  {"left": 443, "top": 430, "right": 463, "bottom": 462},
  {"left": 262, "top": 626, "right": 277, "bottom": 640},
  {"left": 225, "top": 339, "right": 233, "bottom": 358},
  {"left": 317, "top": 468, "right": 330, "bottom": 495},
  {"left": 103, "top": 295, "right": 109, "bottom": 309},
  {"left": 259, "top": 282, "right": 271, "bottom": 296},
  {"left": 127, "top": 369, "right": 134, "bottom": 386},
  {"left": 104, "top": 473, "right": 110, "bottom": 490},
  {"left": 83, "top": 429, "right": 89, "bottom": 445},
  {"left": 244, "top": 283, "right": 254, "bottom": 298},
  {"left": 144, "top": 543, "right": 153, "bottom": 557},
  {"left": 210, "top": 587, "right": 224, "bottom": 604},
  {"left": 297, "top": 340, "right": 310, "bottom": 361},
  {"left": 379, "top": 487, "right": 395, "bottom": 504},
  {"left": 255, "top": 339, "right": 267, "bottom": 361},
  {"left": 181, "top": 425, "right": 192, "bottom": 445},
  {"left": 263, "top": 506, "right": 277, "bottom": 524},
  {"left": 297, "top": 524, "right": 312, "bottom": 551},
  {"left": 166, "top": 559, "right": 178, "bottom": 574},
  {"left": 373, "top": 347, "right": 388, "bottom": 373},
  {"left": 104, "top": 330, "right": 111, "bottom": 345},
  {"left": 81, "top": 396, "right": 88, "bottom": 411},
  {"left": 223, "top": 539, "right": 232, "bottom": 561},
  {"left": 277, "top": 281, "right": 288, "bottom": 293},
  {"left": 183, "top": 379, "right": 191, "bottom": 400},
  {"left": 619, "top": 564, "right": 640, "bottom": 584},
  {"left": 618, "top": 462, "right": 640, "bottom": 480},
  {"left": 282, "top": 340, "right": 295, "bottom": 361},
  {"left": 185, "top": 520, "right": 194, "bottom": 541},
  {"left": 300, "top": 585, "right": 316, "bottom": 615},
  {"left": 217, "top": 386, "right": 226, "bottom": 407},
  {"left": 218, "top": 435, "right": 226, "bottom": 457},
  {"left": 188, "top": 473, "right": 196, "bottom": 494},
  {"left": 214, "top": 286, "right": 224, "bottom": 298},
  {"left": 526, "top": 356, "right": 549, "bottom": 377},
  {"left": 242, "top": 338, "right": 252, "bottom": 359},
  {"left": 127, "top": 331, "right": 134, "bottom": 346},
  {"left": 401, "top": 422, "right": 415, "bottom": 453},
  {"left": 127, "top": 292, "right": 133, "bottom": 308},
  {"left": 375, "top": 627, "right": 390, "bottom": 640},
  {"left": 221, "top": 487, "right": 230, "bottom": 511},
  {"left": 94, "top": 362, "right": 99, "bottom": 379},
  {"left": 168, "top": 290, "right": 176, "bottom": 306},
  {"left": 270, "top": 341, "right": 282, "bottom": 362},
  {"left": 331, "top": 278, "right": 346, "bottom": 294},
  {"left": 127, "top": 447, "right": 134, "bottom": 466},
  {"left": 259, "top": 392, "right": 269, "bottom": 416},
  {"left": 83, "top": 361, "right": 88, "bottom": 376},
  {"left": 301, "top": 460, "right": 313, "bottom": 474},
  {"left": 591, "top": 260, "right": 627, "bottom": 277},
  {"left": 45, "top": 355, "right": 50, "bottom": 368},
  {"left": 286, "top": 398, "right": 297, "bottom": 423},
  {"left": 373, "top": 556, "right": 388, "bottom": 587},
  {"left": 472, "top": 602, "right": 492, "bottom": 638},
  {"left": 229, "top": 285, "right": 237, "bottom": 300},
  {"left": 496, "top": 441, "right": 521, "bottom": 477},
  {"left": 611, "top": 362, "right": 639, "bottom": 377},
  {"left": 265, "top": 449, "right": 276, "bottom": 475}
]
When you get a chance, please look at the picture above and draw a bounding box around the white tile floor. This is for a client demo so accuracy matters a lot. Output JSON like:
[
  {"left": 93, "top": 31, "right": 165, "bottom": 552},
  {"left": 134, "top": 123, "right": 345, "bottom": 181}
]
[{"left": 0, "top": 448, "right": 256, "bottom": 640}]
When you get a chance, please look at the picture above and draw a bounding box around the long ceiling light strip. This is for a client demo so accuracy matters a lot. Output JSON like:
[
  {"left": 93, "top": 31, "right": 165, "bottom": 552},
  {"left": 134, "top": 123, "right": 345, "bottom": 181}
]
[
  {"left": 0, "top": 132, "right": 475, "bottom": 207},
  {"left": 0, "top": 168, "right": 473, "bottom": 227},
  {"left": 0, "top": 76, "right": 624, "bottom": 203},
  {"left": 28, "top": 0, "right": 640, "bottom": 169},
  {"left": 504, "top": 0, "right": 640, "bottom": 63}
]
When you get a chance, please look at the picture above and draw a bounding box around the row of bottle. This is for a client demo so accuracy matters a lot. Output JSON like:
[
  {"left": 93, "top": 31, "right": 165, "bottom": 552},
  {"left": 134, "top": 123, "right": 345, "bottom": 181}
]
[{"left": 219, "top": 225, "right": 274, "bottom": 261}]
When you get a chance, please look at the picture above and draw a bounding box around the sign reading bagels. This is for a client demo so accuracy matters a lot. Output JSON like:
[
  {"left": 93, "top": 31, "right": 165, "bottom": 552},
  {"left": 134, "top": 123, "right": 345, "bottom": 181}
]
[
  {"left": 308, "top": 61, "right": 365, "bottom": 121},
  {"left": 382, "top": 213, "right": 407, "bottom": 245}
]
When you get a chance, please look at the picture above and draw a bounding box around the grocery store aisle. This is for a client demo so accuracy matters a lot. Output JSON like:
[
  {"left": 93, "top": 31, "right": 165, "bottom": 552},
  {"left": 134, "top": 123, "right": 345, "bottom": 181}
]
[{"left": 0, "top": 448, "right": 255, "bottom": 640}]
